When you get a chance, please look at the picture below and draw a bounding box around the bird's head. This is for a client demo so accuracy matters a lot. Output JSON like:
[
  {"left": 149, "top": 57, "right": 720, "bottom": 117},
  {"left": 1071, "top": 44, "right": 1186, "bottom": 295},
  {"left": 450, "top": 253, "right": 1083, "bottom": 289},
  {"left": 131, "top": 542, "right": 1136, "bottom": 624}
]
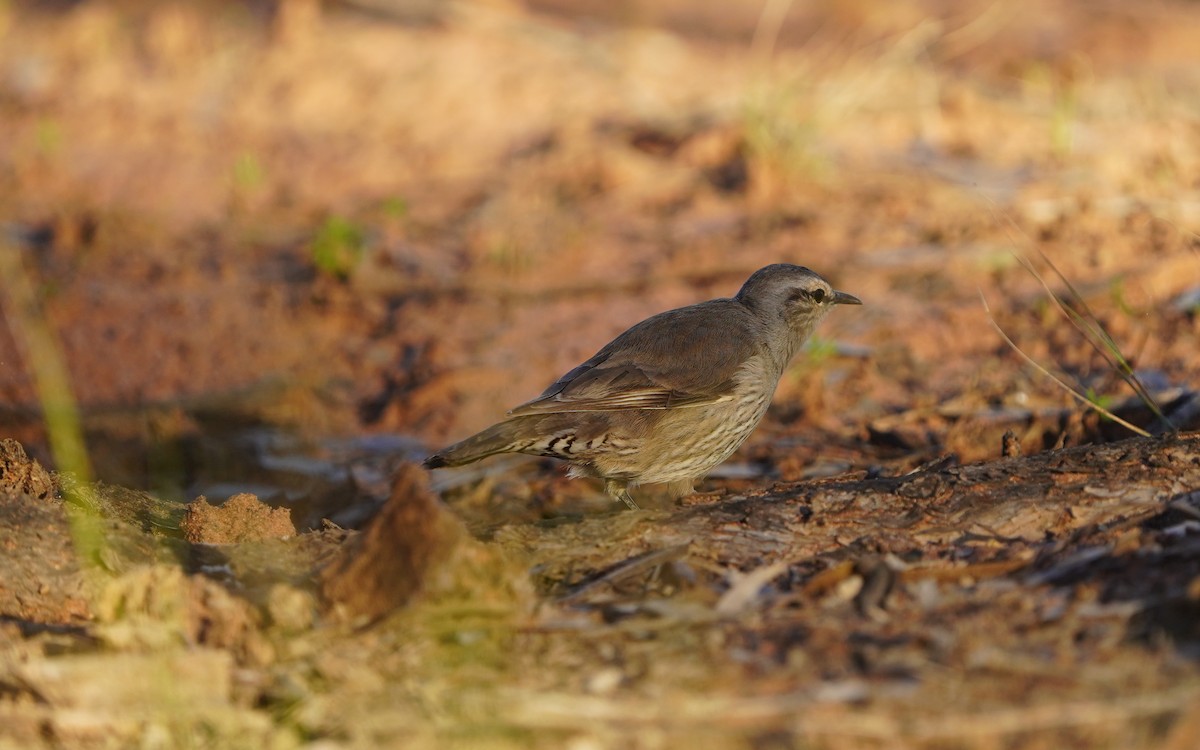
[{"left": 735, "top": 263, "right": 861, "bottom": 353}]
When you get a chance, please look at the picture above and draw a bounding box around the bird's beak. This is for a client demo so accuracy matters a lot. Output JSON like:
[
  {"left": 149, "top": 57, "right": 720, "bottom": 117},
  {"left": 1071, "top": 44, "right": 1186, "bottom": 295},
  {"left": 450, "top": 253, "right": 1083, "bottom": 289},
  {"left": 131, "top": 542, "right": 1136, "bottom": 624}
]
[{"left": 832, "top": 290, "right": 862, "bottom": 305}]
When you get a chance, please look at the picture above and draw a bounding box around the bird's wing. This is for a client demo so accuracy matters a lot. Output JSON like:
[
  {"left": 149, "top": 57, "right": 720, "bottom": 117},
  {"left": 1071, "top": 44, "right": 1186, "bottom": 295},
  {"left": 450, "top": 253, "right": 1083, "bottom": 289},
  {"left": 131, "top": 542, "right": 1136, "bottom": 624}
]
[
  {"left": 507, "top": 363, "right": 733, "bottom": 415},
  {"left": 506, "top": 299, "right": 762, "bottom": 417}
]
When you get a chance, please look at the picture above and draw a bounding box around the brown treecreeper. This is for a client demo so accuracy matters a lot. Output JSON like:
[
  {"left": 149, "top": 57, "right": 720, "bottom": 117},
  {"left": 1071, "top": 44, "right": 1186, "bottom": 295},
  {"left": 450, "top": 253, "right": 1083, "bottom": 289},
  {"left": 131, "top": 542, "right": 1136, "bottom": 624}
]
[{"left": 424, "top": 263, "right": 862, "bottom": 509}]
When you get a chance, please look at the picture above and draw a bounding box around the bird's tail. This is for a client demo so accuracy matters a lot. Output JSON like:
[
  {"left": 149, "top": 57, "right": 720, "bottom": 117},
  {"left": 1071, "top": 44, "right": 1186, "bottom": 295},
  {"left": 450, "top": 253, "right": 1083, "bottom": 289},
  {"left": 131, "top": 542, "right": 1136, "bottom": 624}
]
[{"left": 422, "top": 421, "right": 531, "bottom": 469}]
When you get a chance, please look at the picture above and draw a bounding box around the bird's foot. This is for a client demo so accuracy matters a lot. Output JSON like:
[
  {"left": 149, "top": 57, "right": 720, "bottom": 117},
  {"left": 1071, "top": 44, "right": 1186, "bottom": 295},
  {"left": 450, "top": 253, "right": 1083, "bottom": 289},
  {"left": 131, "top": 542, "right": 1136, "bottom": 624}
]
[
  {"left": 604, "top": 479, "right": 642, "bottom": 510},
  {"left": 615, "top": 488, "right": 641, "bottom": 510}
]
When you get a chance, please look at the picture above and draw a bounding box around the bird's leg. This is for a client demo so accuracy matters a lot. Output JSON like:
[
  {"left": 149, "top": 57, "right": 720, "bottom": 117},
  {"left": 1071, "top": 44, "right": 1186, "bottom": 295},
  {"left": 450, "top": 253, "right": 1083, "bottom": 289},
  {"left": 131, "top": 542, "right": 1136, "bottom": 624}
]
[
  {"left": 668, "top": 478, "right": 727, "bottom": 506},
  {"left": 665, "top": 479, "right": 695, "bottom": 499},
  {"left": 604, "top": 478, "right": 641, "bottom": 510}
]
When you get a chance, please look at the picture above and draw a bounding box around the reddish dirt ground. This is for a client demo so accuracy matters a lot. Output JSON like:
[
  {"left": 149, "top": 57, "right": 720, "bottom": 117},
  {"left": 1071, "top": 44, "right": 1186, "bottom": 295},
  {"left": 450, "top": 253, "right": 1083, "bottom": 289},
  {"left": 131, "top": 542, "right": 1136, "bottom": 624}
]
[{"left": 1, "top": 1, "right": 1200, "bottom": 748}]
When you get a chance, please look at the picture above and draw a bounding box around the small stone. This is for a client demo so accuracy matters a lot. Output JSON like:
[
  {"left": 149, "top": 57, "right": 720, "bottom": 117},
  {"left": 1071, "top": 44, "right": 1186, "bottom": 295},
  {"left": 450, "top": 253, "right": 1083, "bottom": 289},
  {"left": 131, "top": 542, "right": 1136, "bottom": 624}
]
[{"left": 1002, "top": 429, "right": 1022, "bottom": 458}]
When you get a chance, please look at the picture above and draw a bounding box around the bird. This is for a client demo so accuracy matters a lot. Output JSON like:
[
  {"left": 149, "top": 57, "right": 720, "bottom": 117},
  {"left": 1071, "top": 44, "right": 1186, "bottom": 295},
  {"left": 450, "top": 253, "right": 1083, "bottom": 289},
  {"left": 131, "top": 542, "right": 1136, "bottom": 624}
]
[{"left": 423, "top": 263, "right": 861, "bottom": 509}]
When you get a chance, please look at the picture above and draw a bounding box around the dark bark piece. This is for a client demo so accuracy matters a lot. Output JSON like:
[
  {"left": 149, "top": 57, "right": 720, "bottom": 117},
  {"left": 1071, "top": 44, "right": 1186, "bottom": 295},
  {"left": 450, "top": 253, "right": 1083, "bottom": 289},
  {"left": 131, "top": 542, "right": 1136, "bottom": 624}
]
[
  {"left": 510, "top": 433, "right": 1200, "bottom": 577},
  {"left": 0, "top": 487, "right": 91, "bottom": 625},
  {"left": 319, "top": 463, "right": 463, "bottom": 623},
  {"left": 0, "top": 438, "right": 56, "bottom": 501}
]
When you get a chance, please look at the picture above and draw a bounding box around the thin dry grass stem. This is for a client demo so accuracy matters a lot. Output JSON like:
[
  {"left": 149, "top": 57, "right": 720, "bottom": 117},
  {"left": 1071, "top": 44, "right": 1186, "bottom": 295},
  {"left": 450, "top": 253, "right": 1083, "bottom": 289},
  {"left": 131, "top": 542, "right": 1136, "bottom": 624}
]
[
  {"left": 749, "top": 0, "right": 793, "bottom": 63},
  {"left": 504, "top": 683, "right": 1199, "bottom": 739},
  {"left": 979, "top": 292, "right": 1151, "bottom": 438},
  {"left": 935, "top": 0, "right": 1018, "bottom": 60},
  {"left": 1015, "top": 248, "right": 1176, "bottom": 433},
  {"left": 0, "top": 239, "right": 110, "bottom": 566},
  {"left": 1138, "top": 207, "right": 1200, "bottom": 248},
  {"left": 714, "top": 560, "right": 790, "bottom": 615},
  {"left": 909, "top": 685, "right": 1199, "bottom": 740},
  {"left": 977, "top": 196, "right": 1175, "bottom": 434},
  {"left": 556, "top": 543, "right": 689, "bottom": 604},
  {"left": 0, "top": 240, "right": 93, "bottom": 481}
]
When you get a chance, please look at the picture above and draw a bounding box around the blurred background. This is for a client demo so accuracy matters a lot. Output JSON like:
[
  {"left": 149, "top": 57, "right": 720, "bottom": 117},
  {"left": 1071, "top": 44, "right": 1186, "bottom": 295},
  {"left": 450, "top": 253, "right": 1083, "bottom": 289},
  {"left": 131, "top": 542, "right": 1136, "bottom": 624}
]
[{"left": 1, "top": 0, "right": 1198, "bottom": 523}]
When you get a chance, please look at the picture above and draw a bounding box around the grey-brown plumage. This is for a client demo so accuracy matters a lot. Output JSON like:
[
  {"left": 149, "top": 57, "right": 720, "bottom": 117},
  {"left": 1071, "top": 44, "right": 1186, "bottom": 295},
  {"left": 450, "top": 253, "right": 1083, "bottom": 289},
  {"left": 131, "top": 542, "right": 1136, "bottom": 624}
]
[{"left": 423, "top": 264, "right": 861, "bottom": 509}]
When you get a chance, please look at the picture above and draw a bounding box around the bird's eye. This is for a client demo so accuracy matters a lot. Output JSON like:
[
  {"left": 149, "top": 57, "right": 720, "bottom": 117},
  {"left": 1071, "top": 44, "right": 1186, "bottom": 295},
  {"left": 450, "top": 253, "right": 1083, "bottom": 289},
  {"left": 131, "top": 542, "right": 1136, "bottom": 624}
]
[{"left": 788, "top": 288, "right": 825, "bottom": 304}]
